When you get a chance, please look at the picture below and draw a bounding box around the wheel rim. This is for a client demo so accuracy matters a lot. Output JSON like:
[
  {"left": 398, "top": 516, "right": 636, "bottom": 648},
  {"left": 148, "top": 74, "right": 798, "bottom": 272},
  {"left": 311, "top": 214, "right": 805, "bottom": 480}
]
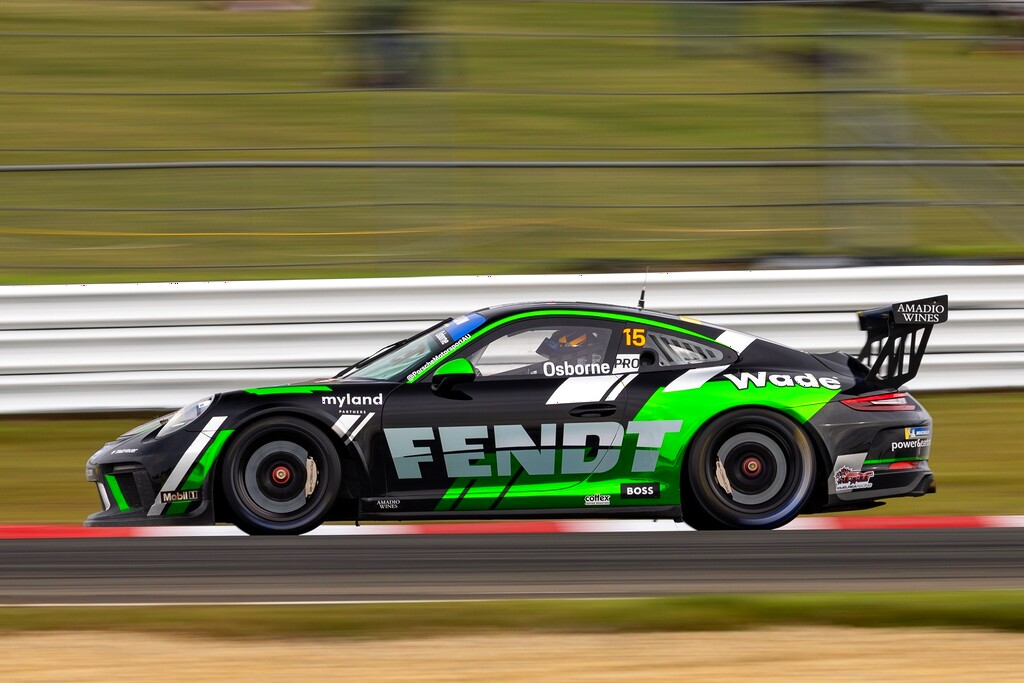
[
  {"left": 705, "top": 423, "right": 810, "bottom": 522},
  {"left": 242, "top": 440, "right": 310, "bottom": 514},
  {"left": 235, "top": 433, "right": 329, "bottom": 521},
  {"left": 716, "top": 432, "right": 787, "bottom": 506}
]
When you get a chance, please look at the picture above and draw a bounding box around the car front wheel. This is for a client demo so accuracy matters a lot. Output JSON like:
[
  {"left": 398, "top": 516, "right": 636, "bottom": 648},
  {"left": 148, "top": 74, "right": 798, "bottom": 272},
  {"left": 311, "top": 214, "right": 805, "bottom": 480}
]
[{"left": 220, "top": 417, "right": 341, "bottom": 535}]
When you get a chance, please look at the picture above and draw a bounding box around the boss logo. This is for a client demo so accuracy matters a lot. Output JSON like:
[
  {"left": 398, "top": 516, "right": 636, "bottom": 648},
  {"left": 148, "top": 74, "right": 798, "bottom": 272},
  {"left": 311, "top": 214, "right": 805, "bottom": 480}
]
[{"left": 620, "top": 483, "right": 660, "bottom": 500}]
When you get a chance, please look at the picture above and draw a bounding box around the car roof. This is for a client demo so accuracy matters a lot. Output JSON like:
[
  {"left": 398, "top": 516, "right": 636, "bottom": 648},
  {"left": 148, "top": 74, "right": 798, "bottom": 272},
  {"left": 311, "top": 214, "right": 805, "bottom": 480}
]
[
  {"left": 472, "top": 301, "right": 683, "bottom": 323},
  {"left": 466, "top": 301, "right": 727, "bottom": 338},
  {"left": 461, "top": 301, "right": 818, "bottom": 369}
]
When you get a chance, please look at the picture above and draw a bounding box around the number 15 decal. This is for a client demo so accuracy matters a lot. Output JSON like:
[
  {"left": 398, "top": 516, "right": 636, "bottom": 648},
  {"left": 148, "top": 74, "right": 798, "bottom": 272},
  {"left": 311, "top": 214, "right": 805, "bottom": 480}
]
[{"left": 623, "top": 327, "right": 646, "bottom": 347}]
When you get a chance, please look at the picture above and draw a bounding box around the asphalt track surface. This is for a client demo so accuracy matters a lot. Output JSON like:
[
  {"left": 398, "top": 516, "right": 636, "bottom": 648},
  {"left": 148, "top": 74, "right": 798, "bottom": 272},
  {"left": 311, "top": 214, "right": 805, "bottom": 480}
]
[{"left": 2, "top": 528, "right": 1024, "bottom": 605}]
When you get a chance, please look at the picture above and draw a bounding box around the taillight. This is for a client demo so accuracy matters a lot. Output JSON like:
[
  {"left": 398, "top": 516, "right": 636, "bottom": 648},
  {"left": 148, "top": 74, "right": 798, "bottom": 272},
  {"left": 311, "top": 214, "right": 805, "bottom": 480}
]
[
  {"left": 841, "top": 392, "right": 917, "bottom": 411},
  {"left": 888, "top": 461, "right": 919, "bottom": 471}
]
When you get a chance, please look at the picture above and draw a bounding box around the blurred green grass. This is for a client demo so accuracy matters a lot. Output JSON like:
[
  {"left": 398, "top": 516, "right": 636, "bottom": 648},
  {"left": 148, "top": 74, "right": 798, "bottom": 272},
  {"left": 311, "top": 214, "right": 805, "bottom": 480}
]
[
  {"left": 3, "top": 592, "right": 1024, "bottom": 637},
  {"left": 1, "top": 1, "right": 1023, "bottom": 283},
  {"left": 0, "top": 391, "right": 1019, "bottom": 525}
]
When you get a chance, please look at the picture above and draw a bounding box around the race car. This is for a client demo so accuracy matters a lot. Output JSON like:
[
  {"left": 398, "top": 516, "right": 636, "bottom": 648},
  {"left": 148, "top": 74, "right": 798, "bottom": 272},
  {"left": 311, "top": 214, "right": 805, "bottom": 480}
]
[{"left": 85, "top": 295, "right": 947, "bottom": 534}]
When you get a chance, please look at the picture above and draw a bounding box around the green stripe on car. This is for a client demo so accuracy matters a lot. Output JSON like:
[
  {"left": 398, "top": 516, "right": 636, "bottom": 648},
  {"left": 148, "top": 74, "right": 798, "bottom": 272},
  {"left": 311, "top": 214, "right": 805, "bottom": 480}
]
[
  {"left": 864, "top": 455, "right": 928, "bottom": 465},
  {"left": 180, "top": 430, "right": 234, "bottom": 492},
  {"left": 164, "top": 500, "right": 192, "bottom": 516},
  {"left": 245, "top": 386, "right": 331, "bottom": 395},
  {"left": 163, "top": 429, "right": 235, "bottom": 516},
  {"left": 104, "top": 474, "right": 130, "bottom": 512}
]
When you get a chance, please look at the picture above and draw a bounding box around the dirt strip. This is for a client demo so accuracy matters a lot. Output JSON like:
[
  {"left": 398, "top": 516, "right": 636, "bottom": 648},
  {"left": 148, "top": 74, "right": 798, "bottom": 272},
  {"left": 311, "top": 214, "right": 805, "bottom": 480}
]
[{"left": 2, "top": 627, "right": 1023, "bottom": 682}]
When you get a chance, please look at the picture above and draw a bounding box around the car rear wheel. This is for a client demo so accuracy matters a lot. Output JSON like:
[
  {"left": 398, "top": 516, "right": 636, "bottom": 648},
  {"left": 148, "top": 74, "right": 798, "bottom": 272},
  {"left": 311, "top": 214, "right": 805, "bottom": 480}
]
[
  {"left": 682, "top": 408, "right": 816, "bottom": 530},
  {"left": 221, "top": 417, "right": 341, "bottom": 535}
]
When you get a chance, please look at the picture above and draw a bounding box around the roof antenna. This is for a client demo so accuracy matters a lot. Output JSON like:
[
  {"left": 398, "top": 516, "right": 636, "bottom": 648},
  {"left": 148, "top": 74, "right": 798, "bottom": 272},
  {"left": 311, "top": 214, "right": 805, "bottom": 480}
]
[{"left": 637, "top": 267, "right": 649, "bottom": 310}]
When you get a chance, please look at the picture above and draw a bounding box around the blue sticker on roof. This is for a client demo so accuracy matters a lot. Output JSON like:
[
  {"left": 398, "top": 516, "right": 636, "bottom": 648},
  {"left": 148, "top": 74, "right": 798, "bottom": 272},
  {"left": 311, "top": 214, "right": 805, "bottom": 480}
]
[{"left": 445, "top": 313, "right": 486, "bottom": 340}]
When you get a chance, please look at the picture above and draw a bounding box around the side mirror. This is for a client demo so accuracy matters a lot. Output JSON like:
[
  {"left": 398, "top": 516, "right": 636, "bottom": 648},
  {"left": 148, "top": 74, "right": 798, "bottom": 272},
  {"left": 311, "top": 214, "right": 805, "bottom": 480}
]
[{"left": 431, "top": 358, "right": 476, "bottom": 394}]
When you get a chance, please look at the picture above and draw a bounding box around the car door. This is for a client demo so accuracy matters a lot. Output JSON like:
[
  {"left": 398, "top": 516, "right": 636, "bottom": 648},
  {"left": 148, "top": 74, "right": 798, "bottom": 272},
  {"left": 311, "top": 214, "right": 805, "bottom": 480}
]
[
  {"left": 379, "top": 315, "right": 633, "bottom": 514},
  {"left": 609, "top": 323, "right": 739, "bottom": 506}
]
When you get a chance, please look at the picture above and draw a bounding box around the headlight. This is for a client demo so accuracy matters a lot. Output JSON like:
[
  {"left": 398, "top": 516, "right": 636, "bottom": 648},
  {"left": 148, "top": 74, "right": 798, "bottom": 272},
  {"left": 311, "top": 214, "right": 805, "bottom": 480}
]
[
  {"left": 158, "top": 396, "right": 214, "bottom": 438},
  {"left": 118, "top": 414, "right": 172, "bottom": 440}
]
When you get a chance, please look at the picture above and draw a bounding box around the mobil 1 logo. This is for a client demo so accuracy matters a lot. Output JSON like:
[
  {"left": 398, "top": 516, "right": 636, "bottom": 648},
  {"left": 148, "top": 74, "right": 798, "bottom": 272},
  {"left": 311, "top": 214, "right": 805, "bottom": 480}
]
[{"left": 620, "top": 482, "right": 660, "bottom": 500}]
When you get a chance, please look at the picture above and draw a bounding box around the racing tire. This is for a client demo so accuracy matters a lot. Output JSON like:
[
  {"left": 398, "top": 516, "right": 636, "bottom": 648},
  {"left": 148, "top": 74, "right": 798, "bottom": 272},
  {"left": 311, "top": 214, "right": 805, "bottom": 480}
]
[
  {"left": 682, "top": 408, "right": 816, "bottom": 531},
  {"left": 220, "top": 417, "right": 341, "bottom": 535}
]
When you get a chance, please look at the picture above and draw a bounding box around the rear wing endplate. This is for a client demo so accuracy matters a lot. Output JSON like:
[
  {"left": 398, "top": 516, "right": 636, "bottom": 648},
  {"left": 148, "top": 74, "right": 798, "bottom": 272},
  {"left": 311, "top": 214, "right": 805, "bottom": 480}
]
[{"left": 856, "top": 295, "right": 948, "bottom": 390}]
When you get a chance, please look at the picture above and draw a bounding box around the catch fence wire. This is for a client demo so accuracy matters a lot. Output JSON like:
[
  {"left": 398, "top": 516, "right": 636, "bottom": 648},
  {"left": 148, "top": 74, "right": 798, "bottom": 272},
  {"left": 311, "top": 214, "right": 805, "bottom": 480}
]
[{"left": 2, "top": 0, "right": 1022, "bottom": 274}]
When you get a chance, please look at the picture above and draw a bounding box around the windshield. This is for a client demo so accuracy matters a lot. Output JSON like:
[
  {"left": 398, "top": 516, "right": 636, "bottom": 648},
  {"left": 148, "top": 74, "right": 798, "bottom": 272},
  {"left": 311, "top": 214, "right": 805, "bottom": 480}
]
[{"left": 341, "top": 312, "right": 488, "bottom": 382}]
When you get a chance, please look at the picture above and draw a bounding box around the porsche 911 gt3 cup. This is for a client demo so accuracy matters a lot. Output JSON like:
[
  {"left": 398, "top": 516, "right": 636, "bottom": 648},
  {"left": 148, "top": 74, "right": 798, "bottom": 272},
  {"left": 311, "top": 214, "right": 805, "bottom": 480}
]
[{"left": 86, "top": 295, "right": 947, "bottom": 534}]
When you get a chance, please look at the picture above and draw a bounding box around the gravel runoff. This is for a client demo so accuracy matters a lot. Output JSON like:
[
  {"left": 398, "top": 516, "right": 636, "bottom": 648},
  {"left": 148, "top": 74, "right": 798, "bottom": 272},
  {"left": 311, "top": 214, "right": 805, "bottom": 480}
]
[{"left": 2, "top": 627, "right": 1023, "bottom": 682}]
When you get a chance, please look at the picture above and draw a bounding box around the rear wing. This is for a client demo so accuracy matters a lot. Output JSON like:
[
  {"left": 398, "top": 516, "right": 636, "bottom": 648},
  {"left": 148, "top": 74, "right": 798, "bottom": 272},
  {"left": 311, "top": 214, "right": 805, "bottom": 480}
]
[{"left": 855, "top": 295, "right": 948, "bottom": 390}]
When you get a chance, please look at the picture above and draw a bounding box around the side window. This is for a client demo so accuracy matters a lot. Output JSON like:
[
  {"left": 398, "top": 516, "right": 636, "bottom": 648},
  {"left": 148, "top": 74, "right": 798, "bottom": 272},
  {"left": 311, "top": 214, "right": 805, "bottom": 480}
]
[
  {"left": 464, "top": 320, "right": 617, "bottom": 378},
  {"left": 647, "top": 331, "right": 726, "bottom": 366},
  {"left": 615, "top": 326, "right": 726, "bottom": 370}
]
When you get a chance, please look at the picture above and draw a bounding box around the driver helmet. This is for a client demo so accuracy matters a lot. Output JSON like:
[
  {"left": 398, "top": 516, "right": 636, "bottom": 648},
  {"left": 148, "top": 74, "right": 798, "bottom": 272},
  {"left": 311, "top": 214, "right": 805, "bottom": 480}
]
[{"left": 536, "top": 328, "right": 603, "bottom": 365}]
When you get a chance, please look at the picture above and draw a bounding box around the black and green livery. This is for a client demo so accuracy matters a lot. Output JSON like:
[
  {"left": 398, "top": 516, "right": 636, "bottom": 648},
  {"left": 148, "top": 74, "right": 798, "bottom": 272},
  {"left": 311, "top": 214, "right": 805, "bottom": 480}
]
[{"left": 86, "top": 296, "right": 947, "bottom": 534}]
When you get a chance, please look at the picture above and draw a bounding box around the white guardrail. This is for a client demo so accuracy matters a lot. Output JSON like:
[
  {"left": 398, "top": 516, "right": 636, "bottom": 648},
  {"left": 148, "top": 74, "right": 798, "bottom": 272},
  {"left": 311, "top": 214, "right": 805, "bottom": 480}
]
[{"left": 1, "top": 265, "right": 1023, "bottom": 414}]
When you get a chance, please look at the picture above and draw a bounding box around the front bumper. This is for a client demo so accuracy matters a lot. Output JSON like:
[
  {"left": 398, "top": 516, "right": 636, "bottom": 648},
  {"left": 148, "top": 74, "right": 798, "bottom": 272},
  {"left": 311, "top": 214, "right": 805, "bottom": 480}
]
[{"left": 84, "top": 424, "right": 219, "bottom": 527}]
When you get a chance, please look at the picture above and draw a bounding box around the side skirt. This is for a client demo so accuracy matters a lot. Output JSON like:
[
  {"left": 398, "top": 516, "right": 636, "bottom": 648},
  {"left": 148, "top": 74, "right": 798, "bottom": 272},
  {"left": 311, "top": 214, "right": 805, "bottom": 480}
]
[{"left": 356, "top": 504, "right": 683, "bottom": 522}]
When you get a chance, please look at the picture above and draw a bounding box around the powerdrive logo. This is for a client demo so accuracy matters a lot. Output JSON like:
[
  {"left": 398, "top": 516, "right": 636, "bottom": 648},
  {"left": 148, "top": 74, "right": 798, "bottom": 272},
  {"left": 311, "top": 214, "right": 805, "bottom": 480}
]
[
  {"left": 892, "top": 439, "right": 930, "bottom": 450},
  {"left": 893, "top": 426, "right": 931, "bottom": 451}
]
